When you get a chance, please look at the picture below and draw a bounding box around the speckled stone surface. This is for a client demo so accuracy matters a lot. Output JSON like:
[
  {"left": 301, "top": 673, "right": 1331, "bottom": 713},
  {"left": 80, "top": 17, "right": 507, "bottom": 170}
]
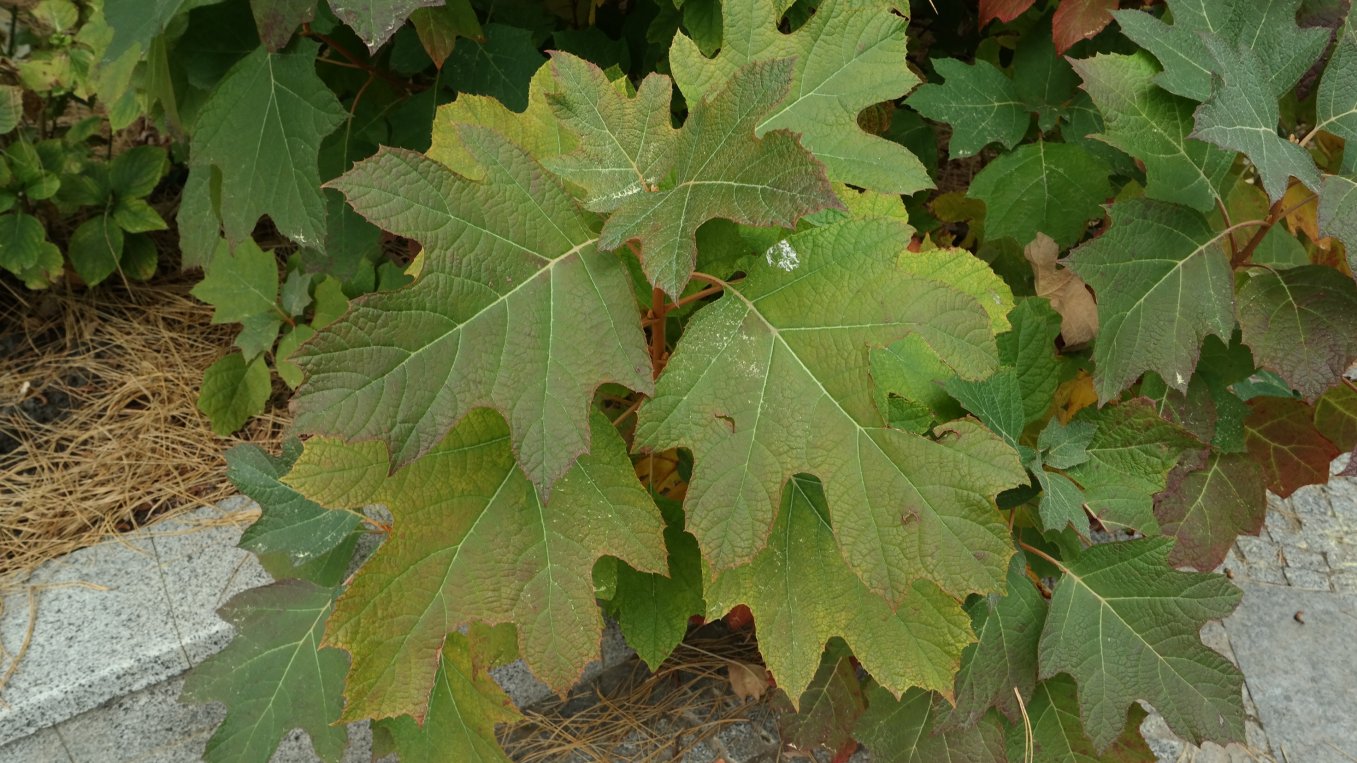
[{"left": 0, "top": 495, "right": 268, "bottom": 746}]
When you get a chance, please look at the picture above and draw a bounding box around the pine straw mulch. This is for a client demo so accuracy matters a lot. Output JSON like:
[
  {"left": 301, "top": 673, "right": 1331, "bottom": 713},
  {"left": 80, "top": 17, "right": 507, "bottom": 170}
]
[
  {"left": 500, "top": 625, "right": 794, "bottom": 763},
  {"left": 0, "top": 271, "right": 286, "bottom": 590}
]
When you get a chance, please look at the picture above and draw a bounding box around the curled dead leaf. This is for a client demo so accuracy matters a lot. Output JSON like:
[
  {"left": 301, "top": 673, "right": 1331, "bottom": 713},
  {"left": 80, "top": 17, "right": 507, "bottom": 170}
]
[
  {"left": 1024, "top": 232, "right": 1099, "bottom": 347},
  {"left": 727, "top": 660, "right": 772, "bottom": 701}
]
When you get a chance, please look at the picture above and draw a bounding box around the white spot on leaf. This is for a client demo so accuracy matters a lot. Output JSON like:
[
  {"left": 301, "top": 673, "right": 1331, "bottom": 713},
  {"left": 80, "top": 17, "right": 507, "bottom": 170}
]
[{"left": 765, "top": 239, "right": 800, "bottom": 272}]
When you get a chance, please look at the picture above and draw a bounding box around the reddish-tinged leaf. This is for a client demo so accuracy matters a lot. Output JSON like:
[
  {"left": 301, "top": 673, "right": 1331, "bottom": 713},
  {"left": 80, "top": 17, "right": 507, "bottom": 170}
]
[
  {"left": 1244, "top": 397, "right": 1340, "bottom": 497},
  {"left": 1235, "top": 266, "right": 1357, "bottom": 402},
  {"left": 1052, "top": 0, "right": 1118, "bottom": 54},
  {"left": 1155, "top": 451, "right": 1267, "bottom": 571},
  {"left": 779, "top": 649, "right": 868, "bottom": 755},
  {"left": 980, "top": 0, "right": 1037, "bottom": 28}
]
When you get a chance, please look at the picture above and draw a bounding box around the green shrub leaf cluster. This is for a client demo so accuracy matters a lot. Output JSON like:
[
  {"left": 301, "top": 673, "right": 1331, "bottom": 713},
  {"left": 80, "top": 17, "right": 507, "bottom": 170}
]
[{"left": 20, "top": 0, "right": 1356, "bottom": 759}]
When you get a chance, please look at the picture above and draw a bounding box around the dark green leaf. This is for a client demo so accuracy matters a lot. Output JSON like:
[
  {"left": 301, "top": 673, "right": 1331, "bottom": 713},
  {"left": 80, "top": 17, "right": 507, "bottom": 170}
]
[
  {"left": 446, "top": 23, "right": 546, "bottom": 112},
  {"left": 969, "top": 141, "right": 1110, "bottom": 248},
  {"left": 907, "top": 58, "right": 1028, "bottom": 158},
  {"left": 1039, "top": 538, "right": 1244, "bottom": 751},
  {"left": 1066, "top": 199, "right": 1235, "bottom": 400},
  {"left": 1236, "top": 265, "right": 1357, "bottom": 401},
  {"left": 181, "top": 580, "right": 350, "bottom": 763}
]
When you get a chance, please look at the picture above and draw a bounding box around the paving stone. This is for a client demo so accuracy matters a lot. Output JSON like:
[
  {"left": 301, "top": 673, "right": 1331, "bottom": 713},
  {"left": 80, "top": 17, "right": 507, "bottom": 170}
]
[
  {"left": 1223, "top": 583, "right": 1357, "bottom": 762},
  {"left": 1234, "top": 536, "right": 1281, "bottom": 564},
  {"left": 0, "top": 727, "right": 71, "bottom": 763},
  {"left": 1241, "top": 563, "right": 1286, "bottom": 586},
  {"left": 1279, "top": 544, "right": 1329, "bottom": 571},
  {"left": 1331, "top": 570, "right": 1357, "bottom": 593},
  {"left": 1288, "top": 487, "right": 1334, "bottom": 518},
  {"left": 0, "top": 530, "right": 191, "bottom": 744},
  {"left": 1283, "top": 567, "right": 1331, "bottom": 590}
]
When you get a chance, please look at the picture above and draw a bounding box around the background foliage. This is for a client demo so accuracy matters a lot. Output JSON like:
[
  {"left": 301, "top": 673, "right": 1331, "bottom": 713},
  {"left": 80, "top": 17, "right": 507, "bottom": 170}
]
[{"left": 7, "top": 0, "right": 1357, "bottom": 760}]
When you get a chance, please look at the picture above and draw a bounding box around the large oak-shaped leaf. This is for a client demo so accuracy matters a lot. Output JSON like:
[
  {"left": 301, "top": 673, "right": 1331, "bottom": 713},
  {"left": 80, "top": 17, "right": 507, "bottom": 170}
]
[
  {"left": 1039, "top": 538, "right": 1244, "bottom": 751},
  {"left": 188, "top": 41, "right": 346, "bottom": 252},
  {"left": 288, "top": 411, "right": 667, "bottom": 720},
  {"left": 327, "top": 0, "right": 440, "bottom": 51},
  {"left": 705, "top": 476, "right": 974, "bottom": 702},
  {"left": 1065, "top": 199, "right": 1235, "bottom": 400},
  {"left": 544, "top": 52, "right": 677, "bottom": 213},
  {"left": 907, "top": 58, "right": 1029, "bottom": 159},
  {"left": 598, "top": 58, "right": 840, "bottom": 298},
  {"left": 1155, "top": 450, "right": 1266, "bottom": 571},
  {"left": 181, "top": 580, "right": 350, "bottom": 763},
  {"left": 668, "top": 0, "right": 930, "bottom": 195},
  {"left": 1192, "top": 36, "right": 1321, "bottom": 203},
  {"left": 1071, "top": 52, "right": 1234, "bottom": 213},
  {"left": 295, "top": 130, "right": 652, "bottom": 492},
  {"left": 636, "top": 218, "right": 1025, "bottom": 603},
  {"left": 1236, "top": 265, "right": 1357, "bottom": 402},
  {"left": 1113, "top": 0, "right": 1327, "bottom": 101}
]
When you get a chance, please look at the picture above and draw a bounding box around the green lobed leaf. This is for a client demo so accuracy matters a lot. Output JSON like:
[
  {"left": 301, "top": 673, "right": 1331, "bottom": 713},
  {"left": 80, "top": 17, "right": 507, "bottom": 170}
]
[
  {"left": 445, "top": 23, "right": 546, "bottom": 112},
  {"left": 326, "top": 0, "right": 440, "bottom": 50},
  {"left": 102, "top": 0, "right": 203, "bottom": 61},
  {"left": 944, "top": 368, "right": 1025, "bottom": 449},
  {"left": 1244, "top": 396, "right": 1340, "bottom": 497},
  {"left": 288, "top": 411, "right": 666, "bottom": 720},
  {"left": 636, "top": 219, "right": 1024, "bottom": 603},
  {"left": 1113, "top": 0, "right": 1328, "bottom": 102},
  {"left": 1013, "top": 22, "right": 1079, "bottom": 132},
  {"left": 543, "top": 52, "right": 677, "bottom": 213},
  {"left": 1155, "top": 450, "right": 1266, "bottom": 571},
  {"left": 706, "top": 476, "right": 975, "bottom": 703},
  {"left": 181, "top": 580, "right": 350, "bottom": 763},
  {"left": 854, "top": 685, "right": 1006, "bottom": 762},
  {"left": 300, "top": 134, "right": 653, "bottom": 490},
  {"left": 1236, "top": 265, "right": 1357, "bottom": 402},
  {"left": 1038, "top": 538, "right": 1245, "bottom": 751},
  {"left": 968, "top": 141, "right": 1110, "bottom": 249},
  {"left": 1315, "top": 16, "right": 1357, "bottom": 143},
  {"left": 950, "top": 555, "right": 1048, "bottom": 727},
  {"left": 907, "top": 58, "right": 1028, "bottom": 159},
  {"left": 191, "top": 240, "right": 280, "bottom": 324},
  {"left": 197, "top": 352, "right": 271, "bottom": 436},
  {"left": 1061, "top": 400, "right": 1199, "bottom": 533},
  {"left": 669, "top": 0, "right": 931, "bottom": 195},
  {"left": 427, "top": 65, "right": 568, "bottom": 180},
  {"left": 998, "top": 298, "right": 1064, "bottom": 424},
  {"left": 188, "top": 41, "right": 346, "bottom": 251},
  {"left": 1066, "top": 199, "right": 1235, "bottom": 401},
  {"left": 598, "top": 58, "right": 841, "bottom": 298},
  {"left": 1070, "top": 52, "right": 1234, "bottom": 213},
  {"left": 379, "top": 633, "right": 520, "bottom": 763},
  {"left": 226, "top": 440, "right": 362, "bottom": 579},
  {"left": 602, "top": 516, "right": 705, "bottom": 671},
  {"left": 1008, "top": 674, "right": 1155, "bottom": 762},
  {"left": 1191, "top": 35, "right": 1321, "bottom": 203}
]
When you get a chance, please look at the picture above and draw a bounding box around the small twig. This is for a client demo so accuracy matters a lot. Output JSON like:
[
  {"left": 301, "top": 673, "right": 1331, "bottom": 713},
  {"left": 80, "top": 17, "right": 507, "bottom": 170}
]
[
  {"left": 611, "top": 397, "right": 643, "bottom": 425},
  {"left": 302, "top": 25, "right": 410, "bottom": 93},
  {"left": 1216, "top": 198, "right": 1236, "bottom": 257},
  {"left": 1232, "top": 191, "right": 1318, "bottom": 267},
  {"left": 1018, "top": 540, "right": 1067, "bottom": 573},
  {"left": 672, "top": 283, "right": 725, "bottom": 309}
]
